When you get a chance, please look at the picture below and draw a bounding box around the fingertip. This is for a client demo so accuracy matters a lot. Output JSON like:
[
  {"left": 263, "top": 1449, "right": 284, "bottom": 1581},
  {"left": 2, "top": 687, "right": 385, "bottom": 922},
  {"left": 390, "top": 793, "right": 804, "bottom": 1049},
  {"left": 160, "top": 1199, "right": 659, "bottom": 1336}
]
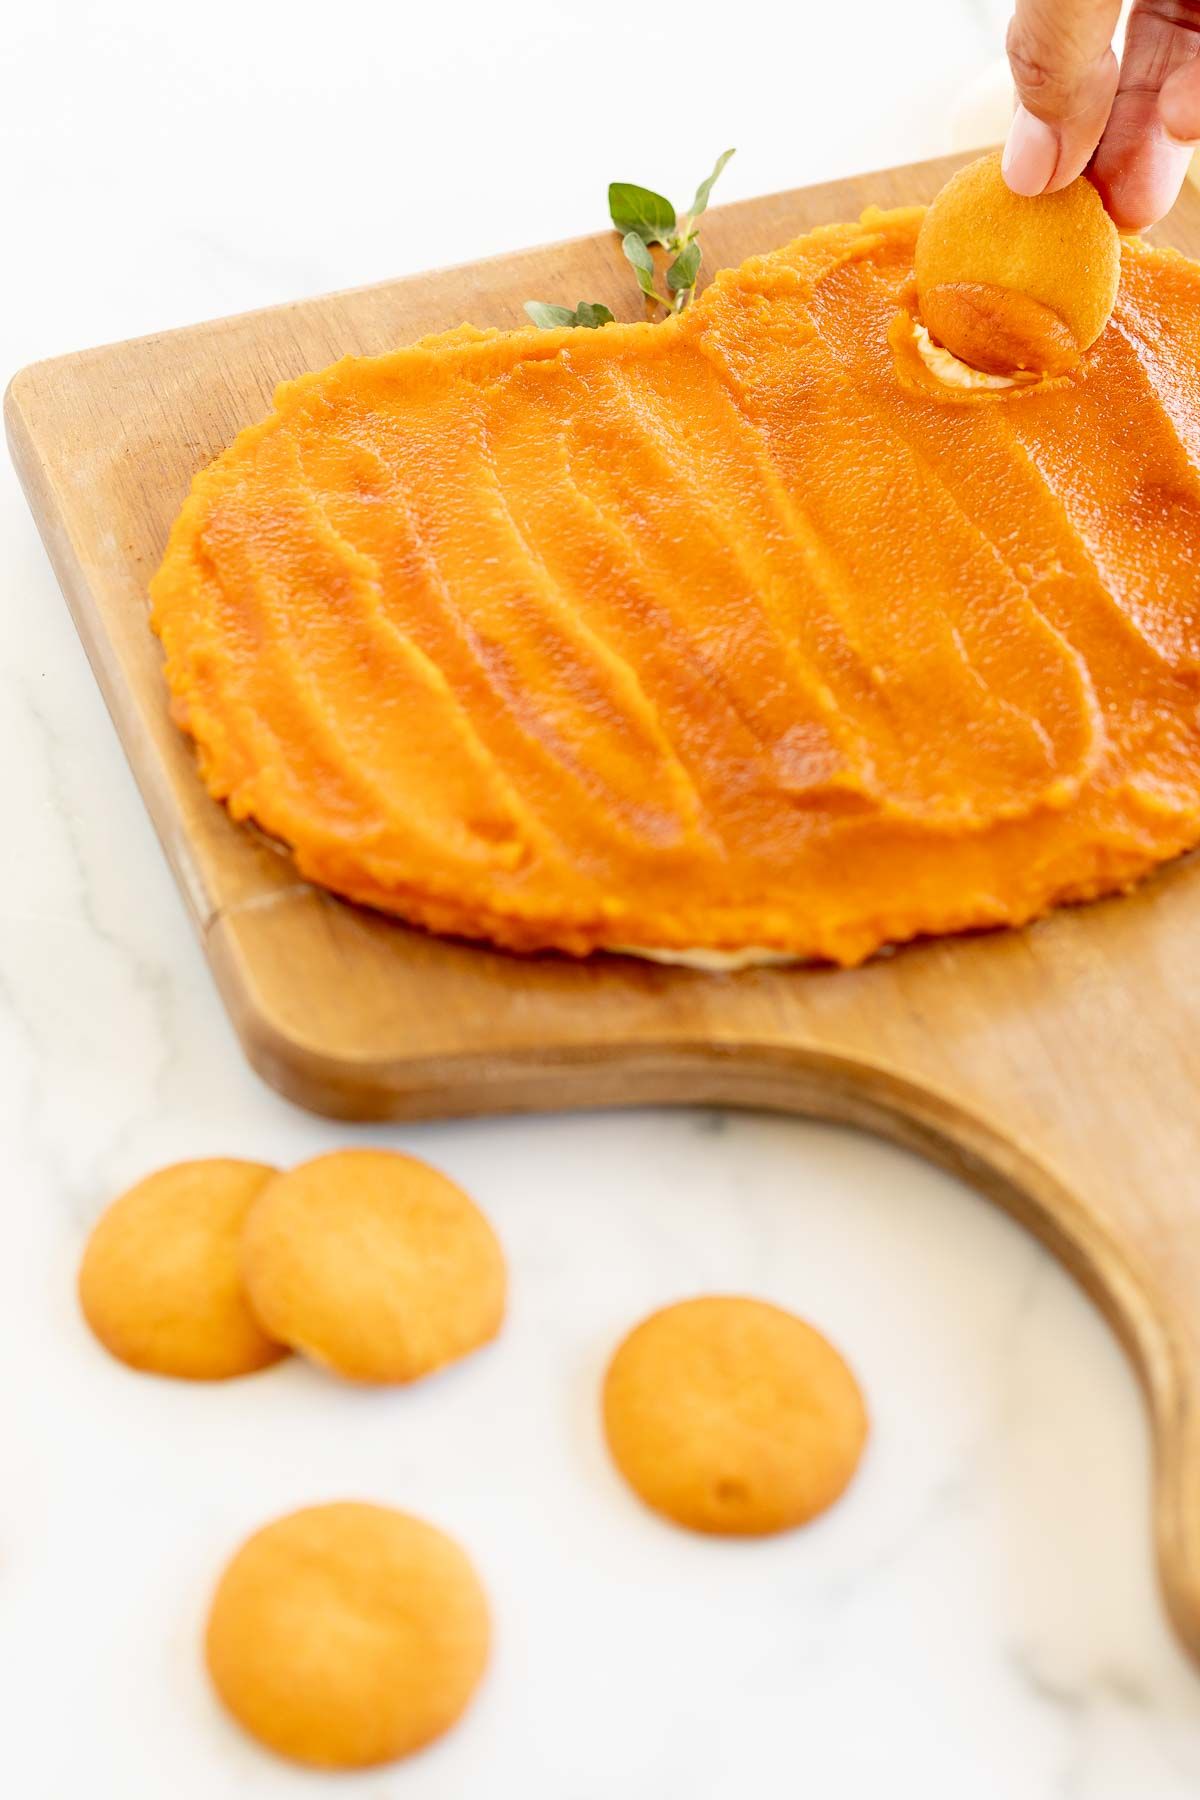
[
  {"left": 1002, "top": 105, "right": 1058, "bottom": 197},
  {"left": 1091, "top": 140, "right": 1192, "bottom": 232},
  {"left": 1087, "top": 81, "right": 1200, "bottom": 232},
  {"left": 1087, "top": 169, "right": 1147, "bottom": 233}
]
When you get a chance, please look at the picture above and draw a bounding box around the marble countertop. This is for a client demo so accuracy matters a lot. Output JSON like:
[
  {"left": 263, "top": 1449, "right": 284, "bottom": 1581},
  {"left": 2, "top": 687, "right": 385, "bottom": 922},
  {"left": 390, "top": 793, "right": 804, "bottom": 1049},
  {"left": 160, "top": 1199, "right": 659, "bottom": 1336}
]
[{"left": 5, "top": 1, "right": 1200, "bottom": 1794}]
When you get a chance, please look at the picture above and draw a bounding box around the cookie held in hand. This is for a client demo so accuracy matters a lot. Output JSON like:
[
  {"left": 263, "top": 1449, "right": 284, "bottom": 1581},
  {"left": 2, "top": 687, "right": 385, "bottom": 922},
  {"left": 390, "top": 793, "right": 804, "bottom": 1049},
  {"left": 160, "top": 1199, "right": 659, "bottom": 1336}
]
[{"left": 915, "top": 150, "right": 1120, "bottom": 375}]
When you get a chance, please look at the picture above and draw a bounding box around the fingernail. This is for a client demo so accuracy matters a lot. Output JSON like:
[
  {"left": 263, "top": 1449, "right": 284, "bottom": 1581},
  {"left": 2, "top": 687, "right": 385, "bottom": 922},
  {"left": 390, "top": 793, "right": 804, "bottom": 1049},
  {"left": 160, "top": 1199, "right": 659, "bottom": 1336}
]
[
  {"left": 1161, "top": 64, "right": 1200, "bottom": 148},
  {"left": 1002, "top": 104, "right": 1058, "bottom": 196}
]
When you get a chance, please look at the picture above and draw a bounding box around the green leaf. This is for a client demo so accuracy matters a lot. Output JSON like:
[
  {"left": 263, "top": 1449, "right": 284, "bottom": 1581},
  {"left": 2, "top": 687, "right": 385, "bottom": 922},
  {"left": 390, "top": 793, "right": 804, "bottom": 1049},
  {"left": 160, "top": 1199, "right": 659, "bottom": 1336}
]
[
  {"left": 667, "top": 240, "right": 701, "bottom": 293},
  {"left": 621, "top": 232, "right": 655, "bottom": 278},
  {"left": 573, "top": 301, "right": 615, "bottom": 329},
  {"left": 688, "top": 148, "right": 735, "bottom": 224},
  {"left": 524, "top": 301, "right": 580, "bottom": 329},
  {"left": 524, "top": 299, "right": 615, "bottom": 330},
  {"left": 609, "top": 181, "right": 676, "bottom": 245},
  {"left": 621, "top": 231, "right": 665, "bottom": 304}
]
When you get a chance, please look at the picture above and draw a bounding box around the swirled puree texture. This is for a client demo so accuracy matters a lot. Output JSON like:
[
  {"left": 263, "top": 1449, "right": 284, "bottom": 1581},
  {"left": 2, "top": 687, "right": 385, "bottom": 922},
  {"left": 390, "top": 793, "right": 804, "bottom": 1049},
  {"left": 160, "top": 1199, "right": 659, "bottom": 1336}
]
[{"left": 150, "top": 207, "right": 1200, "bottom": 966}]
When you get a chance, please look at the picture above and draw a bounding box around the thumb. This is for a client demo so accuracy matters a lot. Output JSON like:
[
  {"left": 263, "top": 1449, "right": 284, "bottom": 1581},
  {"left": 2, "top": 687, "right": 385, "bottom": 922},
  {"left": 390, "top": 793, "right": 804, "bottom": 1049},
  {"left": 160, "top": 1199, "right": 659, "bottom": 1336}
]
[{"left": 1003, "top": 0, "right": 1123, "bottom": 195}]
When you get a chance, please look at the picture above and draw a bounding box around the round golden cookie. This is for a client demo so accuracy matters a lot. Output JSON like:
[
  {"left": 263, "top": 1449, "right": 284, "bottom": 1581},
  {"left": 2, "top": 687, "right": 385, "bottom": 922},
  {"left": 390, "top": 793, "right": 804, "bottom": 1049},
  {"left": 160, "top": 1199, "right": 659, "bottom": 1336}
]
[
  {"left": 206, "top": 1501, "right": 490, "bottom": 1768},
  {"left": 603, "top": 1296, "right": 867, "bottom": 1536},
  {"left": 78, "top": 1159, "right": 286, "bottom": 1380},
  {"left": 240, "top": 1149, "right": 506, "bottom": 1383},
  {"left": 914, "top": 151, "right": 1120, "bottom": 375}
]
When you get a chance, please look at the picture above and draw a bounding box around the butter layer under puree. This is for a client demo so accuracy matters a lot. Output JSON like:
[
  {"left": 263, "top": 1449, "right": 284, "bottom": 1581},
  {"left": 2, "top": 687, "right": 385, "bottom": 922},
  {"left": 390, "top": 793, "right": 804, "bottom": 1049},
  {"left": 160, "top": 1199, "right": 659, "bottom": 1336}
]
[{"left": 150, "top": 209, "right": 1200, "bottom": 965}]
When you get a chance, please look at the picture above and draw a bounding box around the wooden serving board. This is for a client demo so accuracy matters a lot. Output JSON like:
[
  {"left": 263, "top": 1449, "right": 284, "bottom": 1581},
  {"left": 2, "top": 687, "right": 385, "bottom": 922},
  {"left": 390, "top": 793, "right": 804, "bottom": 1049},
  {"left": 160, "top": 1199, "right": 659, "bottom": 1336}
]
[{"left": 10, "top": 149, "right": 1200, "bottom": 1659}]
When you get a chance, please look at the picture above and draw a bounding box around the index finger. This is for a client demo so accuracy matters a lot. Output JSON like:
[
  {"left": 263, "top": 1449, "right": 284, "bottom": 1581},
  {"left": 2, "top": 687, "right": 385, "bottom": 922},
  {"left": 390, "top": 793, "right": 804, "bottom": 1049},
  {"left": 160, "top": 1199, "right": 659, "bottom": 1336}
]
[
  {"left": 1091, "top": 0, "right": 1200, "bottom": 230},
  {"left": 1004, "top": 0, "right": 1124, "bottom": 194}
]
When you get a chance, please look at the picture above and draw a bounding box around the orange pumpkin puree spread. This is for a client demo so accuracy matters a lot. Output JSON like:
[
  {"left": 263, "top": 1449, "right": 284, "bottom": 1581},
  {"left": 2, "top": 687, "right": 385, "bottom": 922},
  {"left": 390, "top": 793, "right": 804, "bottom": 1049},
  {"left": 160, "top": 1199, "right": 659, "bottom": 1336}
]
[{"left": 150, "top": 206, "right": 1200, "bottom": 966}]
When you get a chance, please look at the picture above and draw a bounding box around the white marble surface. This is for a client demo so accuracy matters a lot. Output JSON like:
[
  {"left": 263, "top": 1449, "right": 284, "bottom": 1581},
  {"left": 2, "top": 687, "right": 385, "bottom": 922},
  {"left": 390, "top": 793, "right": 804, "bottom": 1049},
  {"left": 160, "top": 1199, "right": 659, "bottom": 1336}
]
[{"left": 4, "top": 1, "right": 1200, "bottom": 1793}]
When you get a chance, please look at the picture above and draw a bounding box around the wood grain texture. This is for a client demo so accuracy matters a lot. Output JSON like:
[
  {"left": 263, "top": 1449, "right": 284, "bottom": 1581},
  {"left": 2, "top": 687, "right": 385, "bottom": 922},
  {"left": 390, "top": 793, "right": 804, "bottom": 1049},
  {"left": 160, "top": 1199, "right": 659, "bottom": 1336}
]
[{"left": 10, "top": 150, "right": 1200, "bottom": 1660}]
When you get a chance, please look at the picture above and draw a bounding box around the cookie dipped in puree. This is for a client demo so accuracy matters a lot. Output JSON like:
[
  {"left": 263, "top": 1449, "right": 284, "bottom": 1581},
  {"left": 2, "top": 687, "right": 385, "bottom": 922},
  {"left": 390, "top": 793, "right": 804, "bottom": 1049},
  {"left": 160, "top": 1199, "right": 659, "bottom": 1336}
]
[{"left": 914, "top": 150, "right": 1120, "bottom": 378}]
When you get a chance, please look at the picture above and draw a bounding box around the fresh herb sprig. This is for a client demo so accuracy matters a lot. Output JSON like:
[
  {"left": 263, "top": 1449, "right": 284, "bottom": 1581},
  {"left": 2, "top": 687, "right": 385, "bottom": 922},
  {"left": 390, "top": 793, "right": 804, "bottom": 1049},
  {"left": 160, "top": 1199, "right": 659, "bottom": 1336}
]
[
  {"left": 523, "top": 299, "right": 615, "bottom": 330},
  {"left": 525, "top": 148, "right": 735, "bottom": 330},
  {"left": 610, "top": 148, "right": 734, "bottom": 315}
]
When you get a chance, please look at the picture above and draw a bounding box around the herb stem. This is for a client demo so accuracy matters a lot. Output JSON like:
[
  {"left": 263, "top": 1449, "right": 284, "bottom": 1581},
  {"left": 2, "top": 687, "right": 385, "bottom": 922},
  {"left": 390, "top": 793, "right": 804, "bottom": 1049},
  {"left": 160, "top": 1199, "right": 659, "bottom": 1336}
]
[{"left": 525, "top": 151, "right": 733, "bottom": 332}]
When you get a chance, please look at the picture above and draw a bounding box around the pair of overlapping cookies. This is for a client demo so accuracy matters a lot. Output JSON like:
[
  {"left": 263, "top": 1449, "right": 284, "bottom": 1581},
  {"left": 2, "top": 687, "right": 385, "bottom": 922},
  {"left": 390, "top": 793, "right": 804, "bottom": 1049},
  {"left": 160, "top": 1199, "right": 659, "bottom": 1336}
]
[{"left": 78, "top": 1149, "right": 867, "bottom": 1770}]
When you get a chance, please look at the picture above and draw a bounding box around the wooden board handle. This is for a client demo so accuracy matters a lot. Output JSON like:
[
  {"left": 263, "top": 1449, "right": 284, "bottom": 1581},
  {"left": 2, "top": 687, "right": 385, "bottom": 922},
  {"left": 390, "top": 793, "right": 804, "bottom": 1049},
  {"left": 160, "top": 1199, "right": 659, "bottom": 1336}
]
[{"left": 213, "top": 871, "right": 1200, "bottom": 1665}]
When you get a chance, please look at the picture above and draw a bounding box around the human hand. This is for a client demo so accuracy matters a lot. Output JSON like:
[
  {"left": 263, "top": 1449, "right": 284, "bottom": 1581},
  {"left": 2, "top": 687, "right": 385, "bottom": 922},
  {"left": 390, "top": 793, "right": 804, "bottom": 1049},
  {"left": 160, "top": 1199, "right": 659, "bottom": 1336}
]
[{"left": 1003, "top": 0, "right": 1200, "bottom": 228}]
